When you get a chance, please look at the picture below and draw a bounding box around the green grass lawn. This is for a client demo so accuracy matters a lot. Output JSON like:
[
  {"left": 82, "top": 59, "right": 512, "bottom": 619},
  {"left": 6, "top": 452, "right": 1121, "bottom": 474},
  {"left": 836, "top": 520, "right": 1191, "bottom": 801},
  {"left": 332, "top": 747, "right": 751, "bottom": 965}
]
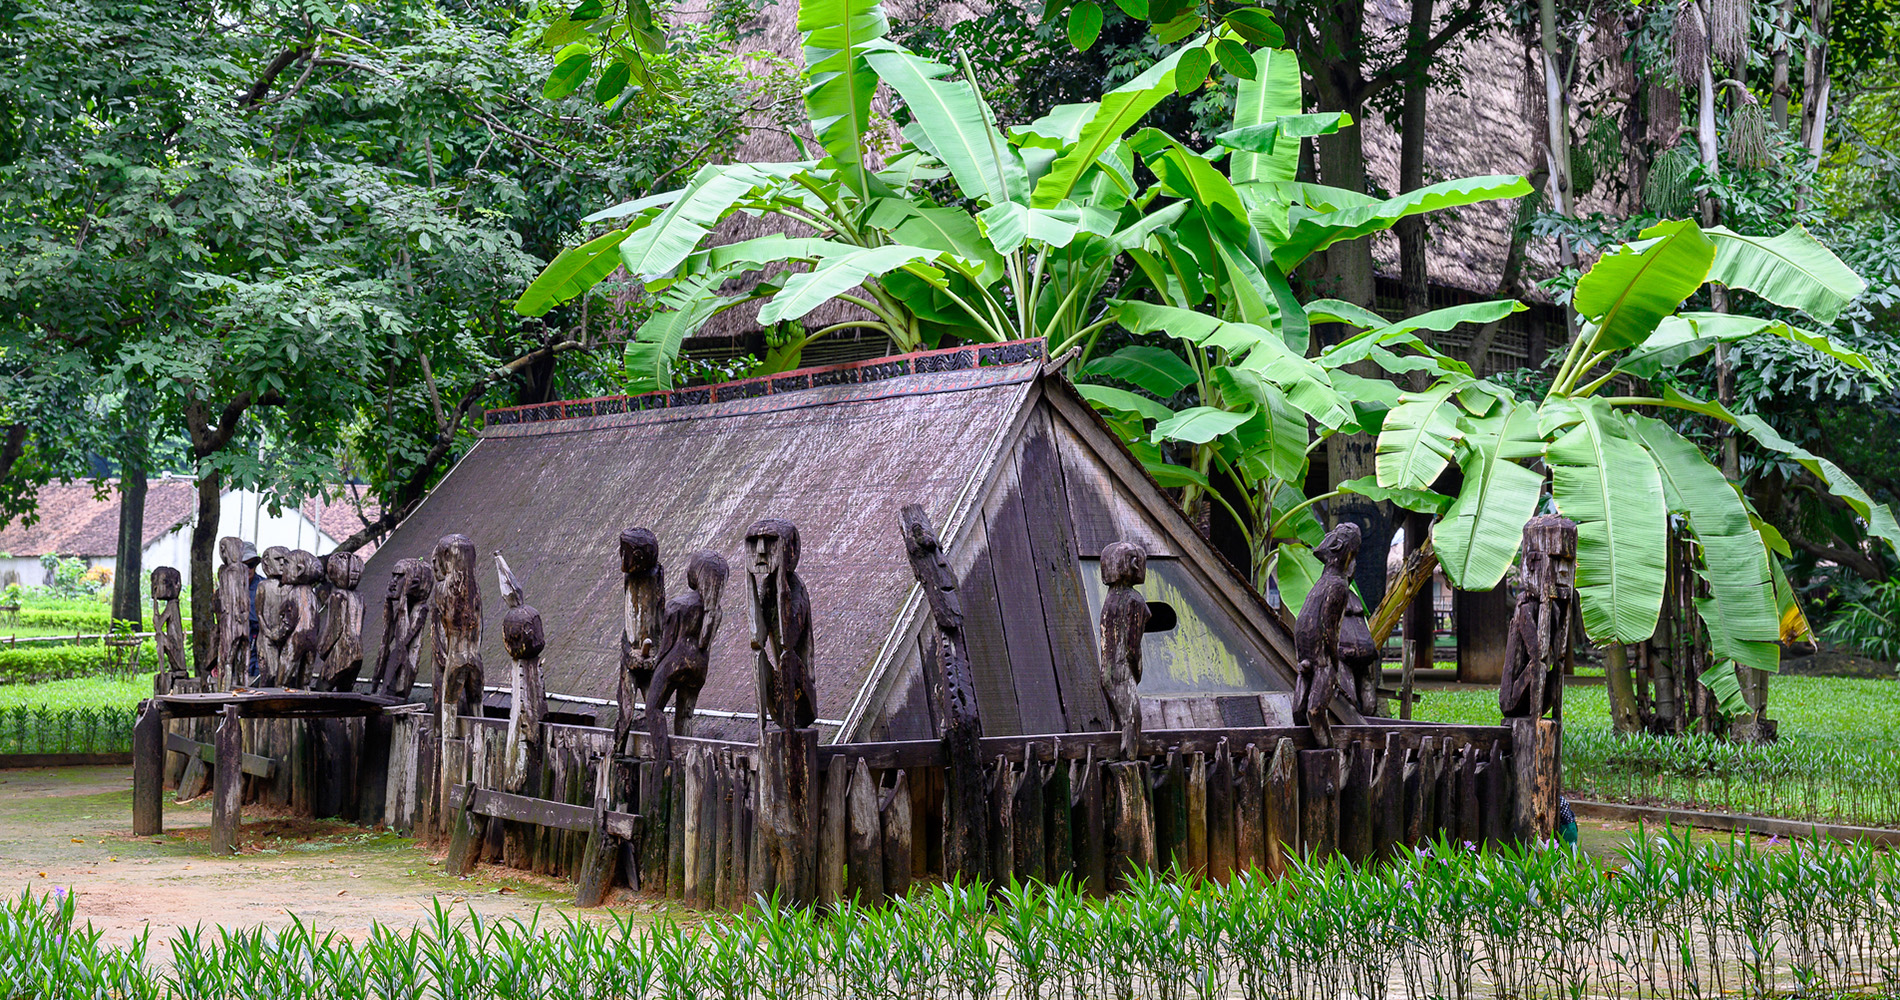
[
  {"left": 1412, "top": 674, "right": 1900, "bottom": 827},
  {"left": 0, "top": 672, "right": 154, "bottom": 711}
]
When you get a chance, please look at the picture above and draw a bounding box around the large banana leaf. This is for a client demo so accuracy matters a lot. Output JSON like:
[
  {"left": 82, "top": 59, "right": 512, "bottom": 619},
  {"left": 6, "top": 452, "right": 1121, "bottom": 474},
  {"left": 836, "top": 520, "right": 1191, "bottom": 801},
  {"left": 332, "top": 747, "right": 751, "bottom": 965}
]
[
  {"left": 1620, "top": 312, "right": 1885, "bottom": 380},
  {"left": 797, "top": 0, "right": 891, "bottom": 188},
  {"left": 1080, "top": 345, "right": 1198, "bottom": 396},
  {"left": 1626, "top": 415, "right": 1780, "bottom": 688},
  {"left": 976, "top": 201, "right": 1095, "bottom": 253},
  {"left": 622, "top": 276, "right": 741, "bottom": 390},
  {"left": 1336, "top": 476, "right": 1451, "bottom": 514},
  {"left": 1656, "top": 386, "right": 1900, "bottom": 547},
  {"left": 755, "top": 245, "right": 949, "bottom": 324},
  {"left": 1032, "top": 38, "right": 1197, "bottom": 207},
  {"left": 617, "top": 165, "right": 773, "bottom": 280},
  {"left": 1375, "top": 378, "right": 1466, "bottom": 491},
  {"left": 867, "top": 202, "right": 1003, "bottom": 284},
  {"left": 1272, "top": 543, "right": 1324, "bottom": 617},
  {"left": 1434, "top": 402, "right": 1543, "bottom": 590},
  {"left": 1077, "top": 384, "right": 1175, "bottom": 422},
  {"left": 514, "top": 228, "right": 633, "bottom": 317},
  {"left": 1153, "top": 406, "right": 1252, "bottom": 445},
  {"left": 1269, "top": 175, "right": 1530, "bottom": 271},
  {"left": 863, "top": 49, "right": 1024, "bottom": 207},
  {"left": 1216, "top": 113, "right": 1352, "bottom": 155},
  {"left": 1113, "top": 300, "right": 1347, "bottom": 427},
  {"left": 1129, "top": 128, "right": 1250, "bottom": 242},
  {"left": 1547, "top": 398, "right": 1667, "bottom": 643},
  {"left": 1572, "top": 218, "right": 1715, "bottom": 352},
  {"left": 1213, "top": 370, "right": 1307, "bottom": 483},
  {"left": 582, "top": 188, "right": 682, "bottom": 224},
  {"left": 1227, "top": 47, "right": 1302, "bottom": 185},
  {"left": 1705, "top": 225, "right": 1867, "bottom": 324}
]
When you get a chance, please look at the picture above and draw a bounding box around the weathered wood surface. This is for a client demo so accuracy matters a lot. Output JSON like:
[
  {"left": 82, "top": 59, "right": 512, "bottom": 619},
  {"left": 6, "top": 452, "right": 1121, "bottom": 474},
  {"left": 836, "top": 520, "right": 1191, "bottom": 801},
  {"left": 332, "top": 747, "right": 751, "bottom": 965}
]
[
  {"left": 1501, "top": 516, "right": 1577, "bottom": 722},
  {"left": 1235, "top": 743, "right": 1265, "bottom": 875},
  {"left": 370, "top": 557, "right": 432, "bottom": 699},
  {"left": 818, "top": 754, "right": 848, "bottom": 908},
  {"left": 881, "top": 769, "right": 913, "bottom": 900},
  {"left": 757, "top": 727, "right": 818, "bottom": 905},
  {"left": 1264, "top": 739, "right": 1298, "bottom": 876},
  {"left": 1207, "top": 741, "right": 1235, "bottom": 882},
  {"left": 1340, "top": 742, "right": 1374, "bottom": 864},
  {"left": 1511, "top": 718, "right": 1561, "bottom": 842},
  {"left": 432, "top": 534, "right": 484, "bottom": 742},
  {"left": 214, "top": 537, "right": 256, "bottom": 685},
  {"left": 614, "top": 527, "right": 665, "bottom": 756},
  {"left": 814, "top": 722, "right": 1507, "bottom": 770},
  {"left": 1012, "top": 749, "right": 1045, "bottom": 883},
  {"left": 1294, "top": 524, "right": 1360, "bottom": 744},
  {"left": 845, "top": 758, "right": 884, "bottom": 906},
  {"left": 166, "top": 732, "right": 277, "bottom": 778},
  {"left": 645, "top": 550, "right": 729, "bottom": 761},
  {"left": 317, "top": 552, "right": 366, "bottom": 691},
  {"left": 448, "top": 784, "right": 641, "bottom": 840},
  {"left": 151, "top": 689, "right": 406, "bottom": 719},
  {"left": 1097, "top": 541, "right": 1149, "bottom": 759},
  {"left": 748, "top": 520, "right": 817, "bottom": 733},
  {"left": 1077, "top": 751, "right": 1106, "bottom": 895},
  {"left": 1104, "top": 760, "right": 1153, "bottom": 891},
  {"left": 1042, "top": 751, "right": 1071, "bottom": 886},
  {"left": 576, "top": 755, "right": 624, "bottom": 907},
  {"left": 1299, "top": 749, "right": 1340, "bottom": 860},
  {"left": 132, "top": 701, "right": 164, "bottom": 836},
  {"left": 211, "top": 706, "right": 242, "bottom": 854},
  {"left": 1372, "top": 734, "right": 1403, "bottom": 861}
]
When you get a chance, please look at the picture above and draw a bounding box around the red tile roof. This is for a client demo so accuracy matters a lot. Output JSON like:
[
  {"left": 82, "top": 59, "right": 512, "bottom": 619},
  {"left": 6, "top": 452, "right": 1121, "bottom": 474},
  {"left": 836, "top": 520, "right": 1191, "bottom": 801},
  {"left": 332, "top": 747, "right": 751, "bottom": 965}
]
[
  {"left": 300, "top": 492, "right": 383, "bottom": 557},
  {"left": 0, "top": 478, "right": 199, "bottom": 558}
]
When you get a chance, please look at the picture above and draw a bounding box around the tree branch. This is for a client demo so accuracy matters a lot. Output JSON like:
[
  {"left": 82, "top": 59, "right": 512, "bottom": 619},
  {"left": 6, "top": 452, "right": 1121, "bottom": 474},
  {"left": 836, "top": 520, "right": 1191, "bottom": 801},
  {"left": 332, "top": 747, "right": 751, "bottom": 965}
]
[
  {"left": 239, "top": 47, "right": 312, "bottom": 108},
  {"left": 1362, "top": 2, "right": 1487, "bottom": 103},
  {"left": 1784, "top": 531, "right": 1884, "bottom": 582}
]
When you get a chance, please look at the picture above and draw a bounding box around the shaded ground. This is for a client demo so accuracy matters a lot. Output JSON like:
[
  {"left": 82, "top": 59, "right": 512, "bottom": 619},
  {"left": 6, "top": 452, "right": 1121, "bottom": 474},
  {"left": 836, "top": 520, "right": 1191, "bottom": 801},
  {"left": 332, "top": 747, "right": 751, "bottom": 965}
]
[{"left": 0, "top": 765, "right": 683, "bottom": 948}]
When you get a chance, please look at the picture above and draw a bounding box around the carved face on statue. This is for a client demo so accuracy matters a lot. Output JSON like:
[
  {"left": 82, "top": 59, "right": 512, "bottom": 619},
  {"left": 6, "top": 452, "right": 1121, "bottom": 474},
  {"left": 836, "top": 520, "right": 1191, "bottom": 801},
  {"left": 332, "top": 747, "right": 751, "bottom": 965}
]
[
  {"left": 326, "top": 551, "right": 364, "bottom": 590},
  {"left": 218, "top": 536, "right": 244, "bottom": 567},
  {"left": 745, "top": 519, "right": 799, "bottom": 583},
  {"left": 1314, "top": 523, "right": 1361, "bottom": 577},
  {"left": 433, "top": 534, "right": 477, "bottom": 590},
  {"left": 287, "top": 550, "right": 324, "bottom": 586},
  {"left": 150, "top": 566, "right": 182, "bottom": 602},
  {"left": 1100, "top": 541, "right": 1147, "bottom": 587},
  {"left": 620, "top": 527, "right": 659, "bottom": 575},
  {"left": 261, "top": 546, "right": 290, "bottom": 581},
  {"left": 502, "top": 605, "right": 546, "bottom": 661}
]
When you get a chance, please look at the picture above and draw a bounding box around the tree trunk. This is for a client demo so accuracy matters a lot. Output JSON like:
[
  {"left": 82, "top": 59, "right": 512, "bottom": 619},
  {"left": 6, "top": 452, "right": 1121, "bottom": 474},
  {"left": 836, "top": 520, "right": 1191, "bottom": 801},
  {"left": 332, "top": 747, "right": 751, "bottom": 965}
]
[
  {"left": 189, "top": 472, "right": 222, "bottom": 673},
  {"left": 112, "top": 465, "right": 147, "bottom": 628},
  {"left": 1770, "top": 0, "right": 1794, "bottom": 128},
  {"left": 1605, "top": 642, "right": 1641, "bottom": 734},
  {"left": 1395, "top": 0, "right": 1436, "bottom": 359},
  {"left": 1796, "top": 0, "right": 1831, "bottom": 209}
]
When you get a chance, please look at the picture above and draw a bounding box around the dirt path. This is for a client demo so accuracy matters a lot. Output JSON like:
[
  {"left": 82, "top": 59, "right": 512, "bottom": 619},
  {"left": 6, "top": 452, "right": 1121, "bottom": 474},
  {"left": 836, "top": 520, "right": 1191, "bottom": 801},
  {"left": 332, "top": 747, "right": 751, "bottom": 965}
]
[{"left": 0, "top": 765, "right": 676, "bottom": 948}]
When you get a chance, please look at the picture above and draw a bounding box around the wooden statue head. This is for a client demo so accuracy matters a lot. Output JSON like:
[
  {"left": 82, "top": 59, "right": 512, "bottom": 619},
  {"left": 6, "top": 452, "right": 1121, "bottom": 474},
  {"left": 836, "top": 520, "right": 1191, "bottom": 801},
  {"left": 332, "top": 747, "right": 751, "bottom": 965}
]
[
  {"left": 900, "top": 506, "right": 942, "bottom": 560},
  {"left": 1519, "top": 514, "right": 1579, "bottom": 600},
  {"left": 388, "top": 557, "right": 418, "bottom": 602},
  {"left": 745, "top": 518, "right": 800, "bottom": 581},
  {"left": 433, "top": 534, "right": 477, "bottom": 590},
  {"left": 502, "top": 605, "right": 546, "bottom": 660},
  {"left": 217, "top": 536, "right": 245, "bottom": 567},
  {"left": 326, "top": 551, "right": 365, "bottom": 591},
  {"left": 1314, "top": 523, "right": 1362, "bottom": 576},
  {"left": 287, "top": 550, "right": 324, "bottom": 586},
  {"left": 687, "top": 549, "right": 729, "bottom": 601},
  {"left": 1100, "top": 541, "right": 1147, "bottom": 587},
  {"left": 620, "top": 527, "right": 659, "bottom": 575},
  {"left": 150, "top": 566, "right": 182, "bottom": 601},
  {"left": 261, "top": 545, "right": 291, "bottom": 581}
]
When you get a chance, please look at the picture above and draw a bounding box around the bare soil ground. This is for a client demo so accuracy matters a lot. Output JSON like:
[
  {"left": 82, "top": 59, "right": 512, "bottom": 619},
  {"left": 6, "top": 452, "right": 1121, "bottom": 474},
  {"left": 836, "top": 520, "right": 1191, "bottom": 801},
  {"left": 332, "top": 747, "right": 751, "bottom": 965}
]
[{"left": 0, "top": 765, "right": 680, "bottom": 948}]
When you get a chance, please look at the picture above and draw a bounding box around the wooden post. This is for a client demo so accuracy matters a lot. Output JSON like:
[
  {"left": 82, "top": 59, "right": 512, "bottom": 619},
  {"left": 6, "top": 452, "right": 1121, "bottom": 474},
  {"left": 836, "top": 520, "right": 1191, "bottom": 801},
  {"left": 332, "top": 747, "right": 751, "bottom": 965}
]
[
  {"left": 1298, "top": 749, "right": 1340, "bottom": 860},
  {"left": 1185, "top": 751, "right": 1208, "bottom": 878},
  {"left": 1482, "top": 740, "right": 1508, "bottom": 850},
  {"left": 1207, "top": 741, "right": 1236, "bottom": 883},
  {"left": 1339, "top": 741, "right": 1373, "bottom": 864},
  {"left": 1078, "top": 752, "right": 1106, "bottom": 895},
  {"left": 1405, "top": 737, "right": 1434, "bottom": 846},
  {"left": 713, "top": 756, "right": 734, "bottom": 910},
  {"left": 1372, "top": 734, "right": 1403, "bottom": 862},
  {"left": 576, "top": 754, "right": 621, "bottom": 907},
  {"left": 1164, "top": 749, "right": 1189, "bottom": 871},
  {"left": 1104, "top": 760, "right": 1153, "bottom": 891},
  {"left": 445, "top": 785, "right": 481, "bottom": 876},
  {"left": 818, "top": 754, "right": 848, "bottom": 908},
  {"left": 358, "top": 715, "right": 393, "bottom": 826},
  {"left": 1457, "top": 745, "right": 1481, "bottom": 847},
  {"left": 210, "top": 705, "right": 242, "bottom": 855},
  {"left": 667, "top": 751, "right": 687, "bottom": 898},
  {"left": 1235, "top": 744, "right": 1265, "bottom": 875},
  {"left": 1152, "top": 747, "right": 1178, "bottom": 868},
  {"left": 882, "top": 770, "right": 913, "bottom": 900},
  {"left": 1012, "top": 747, "right": 1044, "bottom": 884},
  {"left": 1510, "top": 718, "right": 1561, "bottom": 843},
  {"left": 758, "top": 727, "right": 819, "bottom": 905},
  {"left": 639, "top": 761, "right": 672, "bottom": 892},
  {"left": 988, "top": 756, "right": 1012, "bottom": 887},
  {"left": 731, "top": 765, "right": 752, "bottom": 905},
  {"left": 1264, "top": 738, "right": 1299, "bottom": 876},
  {"left": 845, "top": 758, "right": 884, "bottom": 906},
  {"left": 132, "top": 700, "right": 164, "bottom": 837},
  {"left": 1043, "top": 749, "right": 1071, "bottom": 884}
]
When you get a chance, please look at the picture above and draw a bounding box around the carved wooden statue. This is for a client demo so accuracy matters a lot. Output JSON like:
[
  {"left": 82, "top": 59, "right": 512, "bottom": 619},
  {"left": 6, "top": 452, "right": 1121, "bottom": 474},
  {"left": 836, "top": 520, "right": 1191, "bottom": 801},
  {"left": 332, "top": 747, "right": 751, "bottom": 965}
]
[
  {"left": 279, "top": 550, "right": 325, "bottom": 688},
  {"left": 1294, "top": 522, "right": 1361, "bottom": 744},
  {"left": 150, "top": 566, "right": 187, "bottom": 683},
  {"left": 1098, "top": 541, "right": 1150, "bottom": 760},
  {"left": 256, "top": 546, "right": 294, "bottom": 686},
  {"left": 645, "top": 550, "right": 729, "bottom": 759},
  {"left": 214, "top": 537, "right": 253, "bottom": 686},
  {"left": 501, "top": 603, "right": 548, "bottom": 862},
  {"left": 747, "top": 519, "right": 816, "bottom": 732},
  {"left": 318, "top": 551, "right": 366, "bottom": 692},
  {"left": 1500, "top": 515, "right": 1578, "bottom": 721},
  {"left": 614, "top": 527, "right": 665, "bottom": 754},
  {"left": 432, "top": 534, "right": 484, "bottom": 728},
  {"left": 1340, "top": 591, "right": 1380, "bottom": 715},
  {"left": 371, "top": 557, "right": 433, "bottom": 699},
  {"left": 494, "top": 550, "right": 525, "bottom": 609},
  {"left": 899, "top": 504, "right": 986, "bottom": 878}
]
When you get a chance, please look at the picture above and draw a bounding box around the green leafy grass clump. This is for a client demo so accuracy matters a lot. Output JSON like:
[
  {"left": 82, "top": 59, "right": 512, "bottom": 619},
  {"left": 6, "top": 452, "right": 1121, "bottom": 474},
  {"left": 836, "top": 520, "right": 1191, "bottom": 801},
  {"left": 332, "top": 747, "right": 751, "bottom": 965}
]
[
  {"left": 1413, "top": 677, "right": 1900, "bottom": 826},
  {"left": 0, "top": 673, "right": 154, "bottom": 711},
  {"left": 0, "top": 641, "right": 157, "bottom": 684},
  {"left": 5, "top": 833, "right": 1899, "bottom": 999}
]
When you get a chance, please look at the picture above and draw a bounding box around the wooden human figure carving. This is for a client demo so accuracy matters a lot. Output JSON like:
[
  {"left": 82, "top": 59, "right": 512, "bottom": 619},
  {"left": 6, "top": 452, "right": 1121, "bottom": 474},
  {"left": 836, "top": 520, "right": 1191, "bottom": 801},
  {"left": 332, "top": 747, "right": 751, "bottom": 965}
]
[
  {"left": 317, "top": 552, "right": 366, "bottom": 692},
  {"left": 431, "top": 534, "right": 484, "bottom": 729},
  {"left": 614, "top": 528, "right": 665, "bottom": 754},
  {"left": 1500, "top": 515, "right": 1578, "bottom": 721},
  {"left": 371, "top": 557, "right": 433, "bottom": 699},
  {"left": 1340, "top": 592, "right": 1380, "bottom": 716},
  {"left": 898, "top": 503, "right": 986, "bottom": 880},
  {"left": 501, "top": 603, "right": 548, "bottom": 862},
  {"left": 256, "top": 546, "right": 294, "bottom": 686},
  {"left": 214, "top": 537, "right": 253, "bottom": 686},
  {"left": 747, "top": 519, "right": 816, "bottom": 732},
  {"left": 1098, "top": 541, "right": 1150, "bottom": 760},
  {"left": 279, "top": 550, "right": 325, "bottom": 688},
  {"left": 645, "top": 550, "right": 730, "bottom": 759},
  {"left": 1294, "top": 523, "right": 1361, "bottom": 744},
  {"left": 150, "top": 567, "right": 188, "bottom": 683}
]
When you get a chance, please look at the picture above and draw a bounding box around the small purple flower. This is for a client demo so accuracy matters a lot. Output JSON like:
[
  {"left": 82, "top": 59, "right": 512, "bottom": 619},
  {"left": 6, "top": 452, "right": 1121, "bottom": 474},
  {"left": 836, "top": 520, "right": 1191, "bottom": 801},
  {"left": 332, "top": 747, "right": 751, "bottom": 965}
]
[
  {"left": 1402, "top": 879, "right": 1416, "bottom": 891},
  {"left": 48, "top": 886, "right": 67, "bottom": 905},
  {"left": 1463, "top": 840, "right": 1477, "bottom": 852}
]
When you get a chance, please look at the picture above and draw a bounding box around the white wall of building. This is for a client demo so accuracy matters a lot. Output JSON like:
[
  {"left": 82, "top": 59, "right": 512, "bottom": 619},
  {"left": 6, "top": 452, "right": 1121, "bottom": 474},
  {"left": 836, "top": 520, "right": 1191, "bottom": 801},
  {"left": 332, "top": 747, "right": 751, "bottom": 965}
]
[{"left": 1, "top": 488, "right": 339, "bottom": 586}]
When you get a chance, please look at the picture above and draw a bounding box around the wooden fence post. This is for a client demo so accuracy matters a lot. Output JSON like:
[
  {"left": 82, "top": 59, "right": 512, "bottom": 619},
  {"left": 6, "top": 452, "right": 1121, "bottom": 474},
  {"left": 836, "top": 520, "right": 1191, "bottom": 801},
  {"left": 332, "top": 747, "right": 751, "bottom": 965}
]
[
  {"left": 1299, "top": 749, "right": 1340, "bottom": 860},
  {"left": 132, "top": 701, "right": 164, "bottom": 837},
  {"left": 882, "top": 769, "right": 913, "bottom": 900},
  {"left": 1078, "top": 752, "right": 1106, "bottom": 896},
  {"left": 1208, "top": 740, "right": 1235, "bottom": 883},
  {"left": 1372, "top": 734, "right": 1403, "bottom": 862},
  {"left": 1012, "top": 747, "right": 1044, "bottom": 884},
  {"left": 576, "top": 753, "right": 621, "bottom": 907},
  {"left": 758, "top": 727, "right": 819, "bottom": 906},
  {"left": 1042, "top": 749, "right": 1071, "bottom": 884},
  {"left": 1510, "top": 718, "right": 1561, "bottom": 843},
  {"left": 1235, "top": 744, "right": 1264, "bottom": 874},
  {"left": 210, "top": 705, "right": 242, "bottom": 855},
  {"left": 1264, "top": 739, "right": 1299, "bottom": 876},
  {"left": 1104, "top": 760, "right": 1153, "bottom": 892},
  {"left": 845, "top": 758, "right": 884, "bottom": 906}
]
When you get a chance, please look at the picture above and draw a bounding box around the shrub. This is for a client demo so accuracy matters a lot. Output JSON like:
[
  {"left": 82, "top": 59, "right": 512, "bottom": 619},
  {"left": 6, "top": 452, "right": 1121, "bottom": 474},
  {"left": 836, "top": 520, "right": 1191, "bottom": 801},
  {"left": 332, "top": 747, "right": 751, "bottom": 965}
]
[
  {"left": 11, "top": 608, "right": 117, "bottom": 633},
  {"left": 0, "top": 704, "right": 135, "bottom": 754},
  {"left": 0, "top": 641, "right": 156, "bottom": 684}
]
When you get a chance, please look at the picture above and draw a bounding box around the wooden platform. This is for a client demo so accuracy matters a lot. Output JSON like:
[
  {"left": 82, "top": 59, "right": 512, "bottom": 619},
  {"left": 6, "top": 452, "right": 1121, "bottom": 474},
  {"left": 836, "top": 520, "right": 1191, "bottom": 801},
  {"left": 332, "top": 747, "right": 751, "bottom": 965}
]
[{"left": 149, "top": 688, "right": 413, "bottom": 719}]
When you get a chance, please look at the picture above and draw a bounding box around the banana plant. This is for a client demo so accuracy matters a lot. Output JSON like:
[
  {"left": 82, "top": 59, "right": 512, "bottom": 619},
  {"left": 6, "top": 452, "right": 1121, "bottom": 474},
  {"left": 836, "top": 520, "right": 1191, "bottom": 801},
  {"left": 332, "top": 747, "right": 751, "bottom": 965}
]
[
  {"left": 1074, "top": 43, "right": 1530, "bottom": 607},
  {"left": 1375, "top": 218, "right": 1890, "bottom": 711},
  {"left": 512, "top": 0, "right": 1250, "bottom": 391}
]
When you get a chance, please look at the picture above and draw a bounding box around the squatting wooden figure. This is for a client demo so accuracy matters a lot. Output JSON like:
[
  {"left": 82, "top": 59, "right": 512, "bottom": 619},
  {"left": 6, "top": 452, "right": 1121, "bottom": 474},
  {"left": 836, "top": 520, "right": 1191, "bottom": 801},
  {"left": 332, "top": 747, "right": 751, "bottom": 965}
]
[
  {"left": 748, "top": 519, "right": 815, "bottom": 733},
  {"left": 1500, "top": 515, "right": 1578, "bottom": 721},
  {"left": 1295, "top": 522, "right": 1361, "bottom": 744},
  {"left": 615, "top": 527, "right": 665, "bottom": 754},
  {"left": 1098, "top": 541, "right": 1150, "bottom": 760},
  {"left": 213, "top": 538, "right": 252, "bottom": 685},
  {"left": 151, "top": 566, "right": 187, "bottom": 684},
  {"left": 281, "top": 550, "right": 325, "bottom": 688},
  {"left": 256, "top": 546, "right": 293, "bottom": 686},
  {"left": 644, "top": 550, "right": 729, "bottom": 759},
  {"left": 432, "top": 534, "right": 483, "bottom": 730},
  {"left": 371, "top": 557, "right": 432, "bottom": 699},
  {"left": 318, "top": 552, "right": 366, "bottom": 692}
]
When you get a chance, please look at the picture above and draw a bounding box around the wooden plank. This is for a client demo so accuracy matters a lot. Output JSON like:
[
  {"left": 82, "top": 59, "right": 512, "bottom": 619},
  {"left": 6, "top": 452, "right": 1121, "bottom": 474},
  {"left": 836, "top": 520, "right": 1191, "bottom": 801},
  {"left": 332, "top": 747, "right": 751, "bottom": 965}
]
[
  {"left": 1298, "top": 749, "right": 1340, "bottom": 860},
  {"left": 1372, "top": 734, "right": 1403, "bottom": 863},
  {"left": 1482, "top": 740, "right": 1508, "bottom": 851},
  {"left": 845, "top": 758, "right": 884, "bottom": 906},
  {"left": 1257, "top": 694, "right": 1296, "bottom": 728},
  {"left": 731, "top": 765, "right": 752, "bottom": 904},
  {"left": 1339, "top": 742, "right": 1374, "bottom": 864},
  {"left": 1511, "top": 719, "right": 1561, "bottom": 843},
  {"left": 713, "top": 757, "right": 734, "bottom": 910},
  {"left": 358, "top": 716, "right": 394, "bottom": 826},
  {"left": 1152, "top": 748, "right": 1178, "bottom": 868},
  {"left": 983, "top": 464, "right": 1070, "bottom": 736},
  {"left": 1235, "top": 744, "right": 1265, "bottom": 875},
  {"left": 1012, "top": 747, "right": 1045, "bottom": 883},
  {"left": 882, "top": 770, "right": 913, "bottom": 900},
  {"left": 132, "top": 701, "right": 163, "bottom": 837},
  {"left": 1217, "top": 696, "right": 1265, "bottom": 729},
  {"left": 639, "top": 761, "right": 670, "bottom": 891},
  {"left": 445, "top": 784, "right": 481, "bottom": 877},
  {"left": 1104, "top": 760, "right": 1153, "bottom": 892},
  {"left": 1053, "top": 414, "right": 1174, "bottom": 559},
  {"left": 1207, "top": 741, "right": 1235, "bottom": 883},
  {"left": 211, "top": 705, "right": 242, "bottom": 855},
  {"left": 757, "top": 728, "right": 818, "bottom": 906},
  {"left": 1568, "top": 800, "right": 1900, "bottom": 847},
  {"left": 1405, "top": 737, "right": 1435, "bottom": 847},
  {"left": 1043, "top": 747, "right": 1071, "bottom": 884},
  {"left": 1264, "top": 739, "right": 1298, "bottom": 877},
  {"left": 152, "top": 689, "right": 402, "bottom": 719},
  {"left": 1456, "top": 745, "right": 1481, "bottom": 847},
  {"left": 576, "top": 755, "right": 621, "bottom": 908},
  {"left": 959, "top": 517, "right": 1023, "bottom": 737},
  {"left": 453, "top": 785, "right": 642, "bottom": 840},
  {"left": 818, "top": 753, "right": 848, "bottom": 909},
  {"left": 1017, "top": 416, "right": 1111, "bottom": 731},
  {"left": 1184, "top": 751, "right": 1208, "bottom": 877},
  {"left": 988, "top": 755, "right": 1012, "bottom": 886},
  {"left": 1078, "top": 751, "right": 1106, "bottom": 896},
  {"left": 166, "top": 732, "right": 279, "bottom": 779}
]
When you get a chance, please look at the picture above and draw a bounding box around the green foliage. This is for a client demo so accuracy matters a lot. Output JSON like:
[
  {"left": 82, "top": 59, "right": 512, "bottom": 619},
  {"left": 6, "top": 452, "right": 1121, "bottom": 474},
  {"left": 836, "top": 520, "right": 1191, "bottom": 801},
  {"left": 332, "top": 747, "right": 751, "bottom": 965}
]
[
  {"left": 1823, "top": 578, "right": 1900, "bottom": 670},
  {"left": 0, "top": 705, "right": 137, "bottom": 755},
  {"left": 0, "top": 641, "right": 156, "bottom": 685}
]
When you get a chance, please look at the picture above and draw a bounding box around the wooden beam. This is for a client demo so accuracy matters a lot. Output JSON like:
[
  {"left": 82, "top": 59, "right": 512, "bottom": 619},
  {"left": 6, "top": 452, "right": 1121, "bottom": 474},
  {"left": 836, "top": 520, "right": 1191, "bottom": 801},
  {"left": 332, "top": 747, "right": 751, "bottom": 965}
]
[
  {"left": 450, "top": 784, "right": 641, "bottom": 840},
  {"left": 166, "top": 731, "right": 279, "bottom": 779}
]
